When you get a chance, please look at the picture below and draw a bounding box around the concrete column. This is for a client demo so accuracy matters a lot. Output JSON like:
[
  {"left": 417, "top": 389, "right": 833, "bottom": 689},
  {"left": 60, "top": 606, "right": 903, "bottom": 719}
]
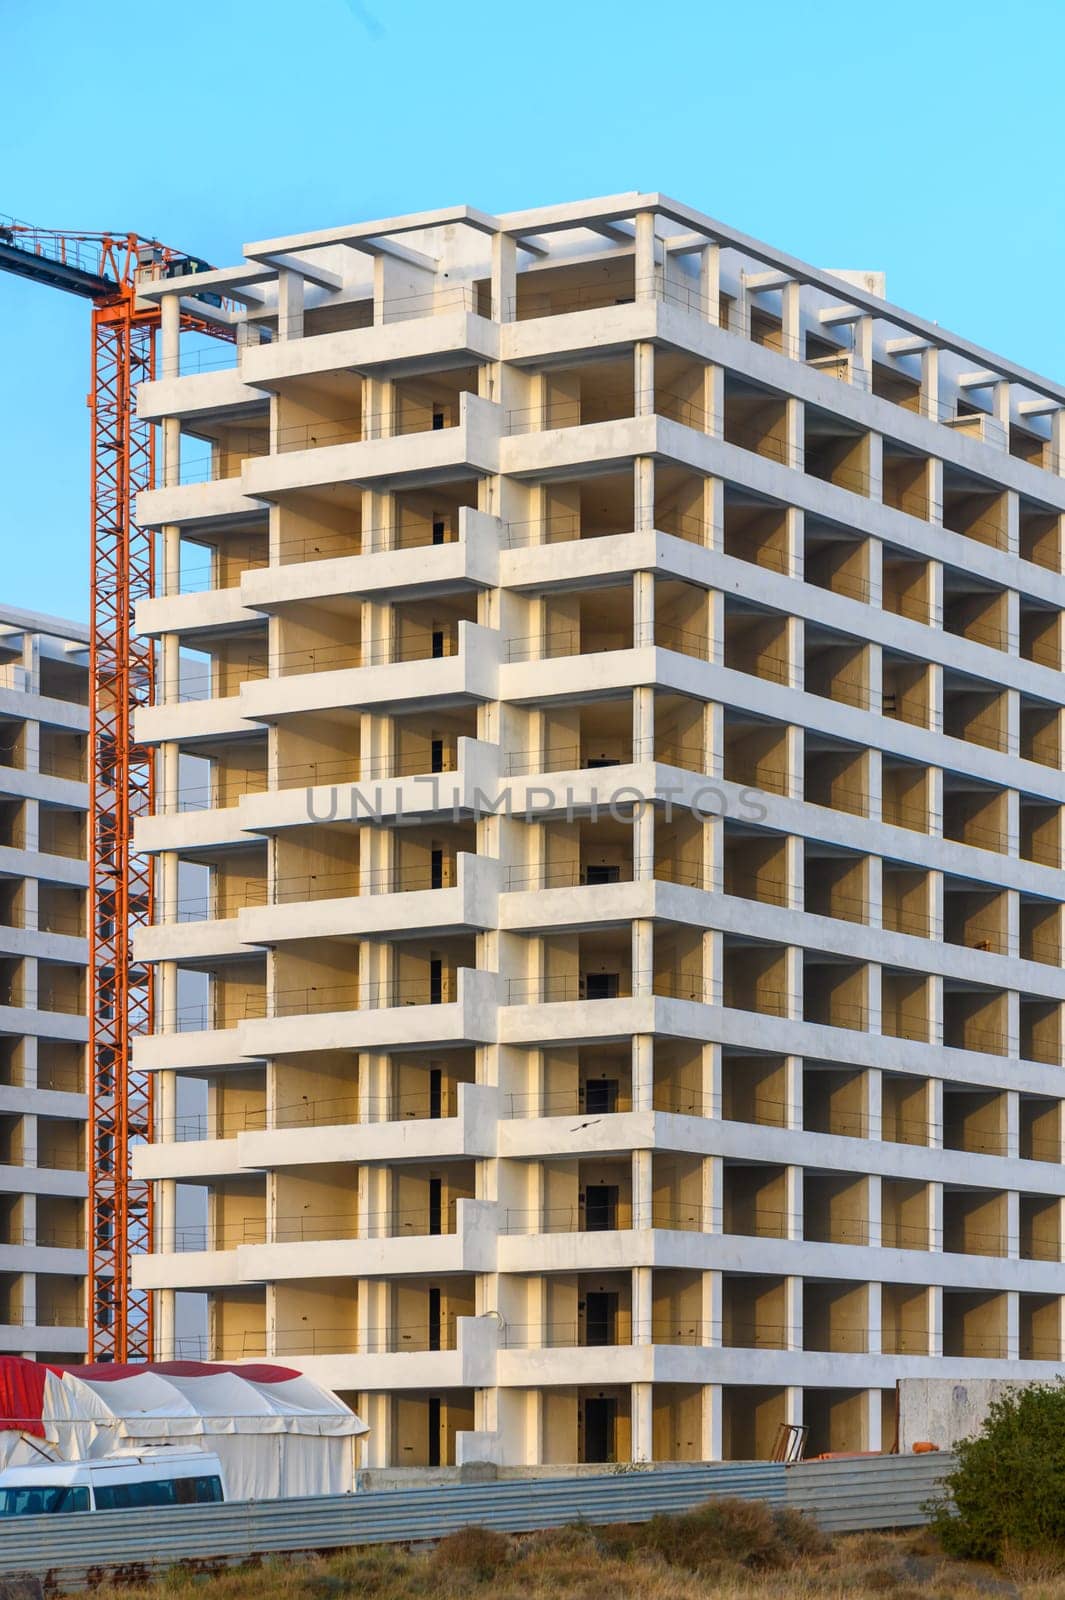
[
  {"left": 852, "top": 316, "right": 874, "bottom": 393},
  {"left": 866, "top": 961, "right": 882, "bottom": 1038},
  {"left": 785, "top": 1274, "right": 803, "bottom": 1351},
  {"left": 928, "top": 1285, "right": 944, "bottom": 1358},
  {"left": 785, "top": 507, "right": 803, "bottom": 578},
  {"left": 702, "top": 1042, "right": 721, "bottom": 1118},
  {"left": 161, "top": 293, "right": 180, "bottom": 377},
  {"left": 635, "top": 212, "right": 657, "bottom": 302},
  {"left": 635, "top": 456, "right": 654, "bottom": 532},
  {"left": 1005, "top": 1188, "right": 1020, "bottom": 1261},
  {"left": 784, "top": 1057, "right": 803, "bottom": 1131},
  {"left": 699, "top": 244, "right": 720, "bottom": 325},
  {"left": 1005, "top": 489, "right": 1020, "bottom": 556},
  {"left": 704, "top": 364, "right": 724, "bottom": 439},
  {"left": 155, "top": 1291, "right": 177, "bottom": 1361},
  {"left": 633, "top": 1147, "right": 653, "bottom": 1230},
  {"left": 634, "top": 569, "right": 654, "bottom": 647},
  {"left": 928, "top": 1179, "right": 944, "bottom": 1255},
  {"left": 1005, "top": 1089, "right": 1020, "bottom": 1158},
  {"left": 927, "top": 1076, "right": 944, "bottom": 1150},
  {"left": 632, "top": 1265, "right": 653, "bottom": 1345},
  {"left": 632, "top": 919, "right": 653, "bottom": 997},
  {"left": 784, "top": 945, "right": 803, "bottom": 1021},
  {"left": 277, "top": 269, "right": 304, "bottom": 341},
  {"left": 864, "top": 1389, "right": 883, "bottom": 1452},
  {"left": 781, "top": 281, "right": 801, "bottom": 359},
  {"left": 491, "top": 233, "right": 516, "bottom": 323},
  {"left": 867, "top": 1280, "right": 882, "bottom": 1358},
  {"left": 632, "top": 1034, "right": 653, "bottom": 1112},
  {"left": 786, "top": 615, "right": 804, "bottom": 689},
  {"left": 866, "top": 1172, "right": 882, "bottom": 1249},
  {"left": 920, "top": 346, "right": 940, "bottom": 422},
  {"left": 633, "top": 682, "right": 654, "bottom": 763},
  {"left": 704, "top": 475, "right": 724, "bottom": 550},
  {"left": 634, "top": 342, "right": 654, "bottom": 417},
  {"left": 1006, "top": 1290, "right": 1020, "bottom": 1360},
  {"left": 702, "top": 1384, "right": 723, "bottom": 1461},
  {"left": 701, "top": 1267, "right": 722, "bottom": 1354},
  {"left": 786, "top": 1167, "right": 803, "bottom": 1243},
  {"left": 632, "top": 1382, "right": 654, "bottom": 1462},
  {"left": 866, "top": 1066, "right": 883, "bottom": 1142},
  {"left": 786, "top": 396, "right": 804, "bottom": 470}
]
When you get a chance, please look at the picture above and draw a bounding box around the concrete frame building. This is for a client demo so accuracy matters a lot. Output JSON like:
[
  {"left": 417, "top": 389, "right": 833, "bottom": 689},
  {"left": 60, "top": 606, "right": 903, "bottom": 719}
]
[
  {"left": 133, "top": 192, "right": 1065, "bottom": 1467},
  {"left": 0, "top": 605, "right": 89, "bottom": 1360}
]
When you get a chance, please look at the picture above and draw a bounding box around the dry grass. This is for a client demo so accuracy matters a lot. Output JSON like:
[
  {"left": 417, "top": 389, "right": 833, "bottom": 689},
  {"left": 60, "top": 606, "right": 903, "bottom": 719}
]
[{"left": 84, "top": 1499, "right": 1065, "bottom": 1600}]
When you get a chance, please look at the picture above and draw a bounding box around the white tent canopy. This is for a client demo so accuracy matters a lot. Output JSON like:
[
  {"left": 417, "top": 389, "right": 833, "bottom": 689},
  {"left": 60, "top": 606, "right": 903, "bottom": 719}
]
[{"left": 0, "top": 1361, "right": 367, "bottom": 1501}]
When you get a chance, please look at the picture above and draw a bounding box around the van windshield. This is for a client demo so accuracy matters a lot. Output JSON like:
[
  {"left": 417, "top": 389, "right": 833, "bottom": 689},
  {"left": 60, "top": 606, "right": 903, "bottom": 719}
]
[{"left": 0, "top": 1485, "right": 91, "bottom": 1516}]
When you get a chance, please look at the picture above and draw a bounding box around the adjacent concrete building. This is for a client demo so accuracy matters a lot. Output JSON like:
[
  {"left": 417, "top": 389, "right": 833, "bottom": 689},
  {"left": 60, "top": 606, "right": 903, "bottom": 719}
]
[
  {"left": 0, "top": 605, "right": 89, "bottom": 1359},
  {"left": 132, "top": 192, "right": 1065, "bottom": 1467}
]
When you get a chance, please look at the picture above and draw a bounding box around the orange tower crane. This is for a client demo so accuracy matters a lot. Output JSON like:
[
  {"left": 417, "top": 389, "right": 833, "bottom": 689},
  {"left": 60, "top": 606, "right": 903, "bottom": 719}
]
[{"left": 0, "top": 220, "right": 230, "bottom": 1360}]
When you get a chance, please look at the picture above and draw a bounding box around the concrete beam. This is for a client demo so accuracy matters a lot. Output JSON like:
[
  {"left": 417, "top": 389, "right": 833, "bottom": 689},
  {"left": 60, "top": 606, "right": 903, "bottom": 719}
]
[
  {"left": 246, "top": 205, "right": 499, "bottom": 259},
  {"left": 259, "top": 253, "right": 344, "bottom": 291}
]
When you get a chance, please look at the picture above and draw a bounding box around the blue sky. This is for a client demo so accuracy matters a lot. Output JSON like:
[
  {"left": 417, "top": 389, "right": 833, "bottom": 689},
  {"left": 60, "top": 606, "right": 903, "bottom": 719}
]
[{"left": 1, "top": 0, "right": 1060, "bottom": 623}]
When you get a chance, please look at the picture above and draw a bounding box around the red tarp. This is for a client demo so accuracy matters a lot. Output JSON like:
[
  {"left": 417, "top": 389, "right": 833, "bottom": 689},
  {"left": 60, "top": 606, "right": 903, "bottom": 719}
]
[{"left": 0, "top": 1356, "right": 301, "bottom": 1436}]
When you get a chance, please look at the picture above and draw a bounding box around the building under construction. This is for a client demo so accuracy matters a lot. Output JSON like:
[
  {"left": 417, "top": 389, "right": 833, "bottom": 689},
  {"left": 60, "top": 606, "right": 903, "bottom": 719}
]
[
  {"left": 0, "top": 605, "right": 89, "bottom": 1360},
  {"left": 102, "top": 191, "right": 1065, "bottom": 1467}
]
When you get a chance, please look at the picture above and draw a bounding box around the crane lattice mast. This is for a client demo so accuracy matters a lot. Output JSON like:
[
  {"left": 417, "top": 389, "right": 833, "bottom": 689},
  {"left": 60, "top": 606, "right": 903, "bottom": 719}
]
[{"left": 0, "top": 219, "right": 229, "bottom": 1360}]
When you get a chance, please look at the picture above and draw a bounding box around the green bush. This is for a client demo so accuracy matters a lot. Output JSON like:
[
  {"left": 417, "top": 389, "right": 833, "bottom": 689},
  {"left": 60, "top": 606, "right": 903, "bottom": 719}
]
[{"left": 932, "top": 1381, "right": 1065, "bottom": 1563}]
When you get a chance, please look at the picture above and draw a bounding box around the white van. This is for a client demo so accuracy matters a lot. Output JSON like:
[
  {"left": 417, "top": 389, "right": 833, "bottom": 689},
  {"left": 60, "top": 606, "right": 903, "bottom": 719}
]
[{"left": 0, "top": 1449, "right": 226, "bottom": 1515}]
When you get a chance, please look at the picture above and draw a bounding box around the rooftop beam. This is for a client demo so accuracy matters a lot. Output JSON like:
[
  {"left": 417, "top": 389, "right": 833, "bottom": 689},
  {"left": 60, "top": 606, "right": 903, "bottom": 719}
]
[
  {"left": 245, "top": 205, "right": 499, "bottom": 260},
  {"left": 746, "top": 270, "right": 794, "bottom": 293},
  {"left": 957, "top": 369, "right": 1001, "bottom": 390},
  {"left": 135, "top": 263, "right": 274, "bottom": 304},
  {"left": 261, "top": 253, "right": 344, "bottom": 291},
  {"left": 354, "top": 237, "right": 438, "bottom": 271}
]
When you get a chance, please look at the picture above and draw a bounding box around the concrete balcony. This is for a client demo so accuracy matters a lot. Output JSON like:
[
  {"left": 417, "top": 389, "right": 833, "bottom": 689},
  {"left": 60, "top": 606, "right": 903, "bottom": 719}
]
[
  {"left": 241, "top": 393, "right": 500, "bottom": 500},
  {"left": 135, "top": 692, "right": 259, "bottom": 750},
  {"left": 0, "top": 1001, "right": 87, "bottom": 1045},
  {"left": 499, "top": 991, "right": 659, "bottom": 1048},
  {"left": 0, "top": 1242, "right": 87, "bottom": 1276},
  {"left": 500, "top": 528, "right": 671, "bottom": 591},
  {"left": 236, "top": 853, "right": 498, "bottom": 946},
  {"left": 237, "top": 737, "right": 501, "bottom": 835},
  {"left": 500, "top": 412, "right": 656, "bottom": 480},
  {"left": 235, "top": 1083, "right": 498, "bottom": 1170},
  {"left": 237, "top": 1199, "right": 497, "bottom": 1281},
  {"left": 134, "top": 1135, "right": 245, "bottom": 1183},
  {"left": 0, "top": 845, "right": 87, "bottom": 892},
  {"left": 135, "top": 914, "right": 247, "bottom": 966},
  {"left": 500, "top": 639, "right": 655, "bottom": 705},
  {"left": 0, "top": 1323, "right": 87, "bottom": 1356},
  {"left": 240, "top": 508, "right": 500, "bottom": 610},
  {"left": 136, "top": 581, "right": 262, "bottom": 642},
  {"left": 240, "top": 309, "right": 499, "bottom": 391},
  {"left": 138, "top": 474, "right": 264, "bottom": 531},
  {"left": 133, "top": 1018, "right": 258, "bottom": 1075},
  {"left": 135, "top": 799, "right": 249, "bottom": 857},
  {"left": 138, "top": 1200, "right": 497, "bottom": 1293},
  {"left": 292, "top": 1314, "right": 499, "bottom": 1394},
  {"left": 237, "top": 621, "right": 498, "bottom": 722},
  {"left": 137, "top": 363, "right": 258, "bottom": 424},
  {"left": 133, "top": 1247, "right": 244, "bottom": 1292},
  {"left": 0, "top": 1164, "right": 87, "bottom": 1201},
  {"left": 238, "top": 966, "right": 498, "bottom": 1058}
]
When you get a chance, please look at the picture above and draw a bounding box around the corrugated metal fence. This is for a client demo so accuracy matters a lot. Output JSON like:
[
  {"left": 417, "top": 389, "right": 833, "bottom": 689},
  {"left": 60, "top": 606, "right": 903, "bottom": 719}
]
[{"left": 0, "top": 1453, "right": 953, "bottom": 1591}]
